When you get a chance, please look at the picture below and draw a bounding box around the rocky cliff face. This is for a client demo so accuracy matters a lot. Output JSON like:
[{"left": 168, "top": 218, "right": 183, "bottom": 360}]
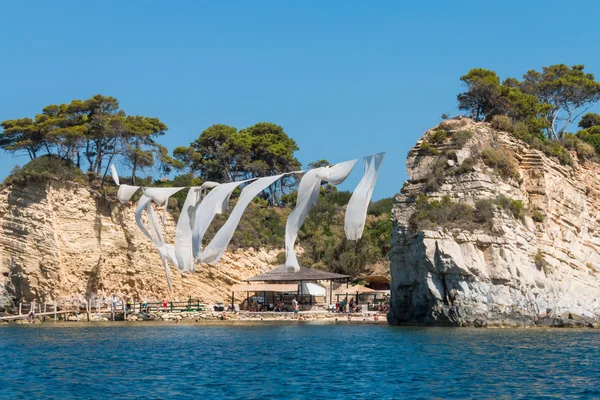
[
  {"left": 0, "top": 181, "right": 278, "bottom": 311},
  {"left": 388, "top": 118, "right": 600, "bottom": 327}
]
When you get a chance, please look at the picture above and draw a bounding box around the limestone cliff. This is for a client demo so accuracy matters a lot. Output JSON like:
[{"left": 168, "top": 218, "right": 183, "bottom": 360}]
[
  {"left": 0, "top": 180, "right": 279, "bottom": 311},
  {"left": 388, "top": 117, "right": 600, "bottom": 327}
]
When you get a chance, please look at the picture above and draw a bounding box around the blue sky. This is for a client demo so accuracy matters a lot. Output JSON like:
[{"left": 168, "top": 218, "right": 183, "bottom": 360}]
[{"left": 2, "top": 0, "right": 600, "bottom": 199}]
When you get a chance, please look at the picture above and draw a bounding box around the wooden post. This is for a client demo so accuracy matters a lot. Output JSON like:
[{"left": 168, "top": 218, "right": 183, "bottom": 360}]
[
  {"left": 86, "top": 299, "right": 90, "bottom": 322},
  {"left": 54, "top": 302, "right": 57, "bottom": 322},
  {"left": 122, "top": 300, "right": 126, "bottom": 321},
  {"left": 330, "top": 280, "right": 333, "bottom": 305},
  {"left": 231, "top": 292, "right": 234, "bottom": 311},
  {"left": 18, "top": 302, "right": 21, "bottom": 315},
  {"left": 43, "top": 303, "right": 47, "bottom": 322}
]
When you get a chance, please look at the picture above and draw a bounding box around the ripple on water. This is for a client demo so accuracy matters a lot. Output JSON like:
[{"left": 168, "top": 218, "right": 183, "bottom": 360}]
[{"left": 1, "top": 324, "right": 599, "bottom": 399}]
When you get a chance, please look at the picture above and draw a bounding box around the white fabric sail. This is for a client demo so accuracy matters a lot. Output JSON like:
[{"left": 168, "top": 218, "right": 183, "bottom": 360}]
[
  {"left": 201, "top": 174, "right": 287, "bottom": 265},
  {"left": 284, "top": 159, "right": 357, "bottom": 271},
  {"left": 175, "top": 187, "right": 201, "bottom": 273},
  {"left": 192, "top": 180, "right": 252, "bottom": 262},
  {"left": 110, "top": 164, "right": 120, "bottom": 186},
  {"left": 117, "top": 184, "right": 140, "bottom": 203},
  {"left": 146, "top": 202, "right": 174, "bottom": 291},
  {"left": 135, "top": 194, "right": 177, "bottom": 290},
  {"left": 143, "top": 187, "right": 185, "bottom": 206},
  {"left": 345, "top": 152, "right": 385, "bottom": 240}
]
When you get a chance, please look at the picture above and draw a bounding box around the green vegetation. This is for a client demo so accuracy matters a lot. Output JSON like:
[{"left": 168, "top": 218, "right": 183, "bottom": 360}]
[
  {"left": 0, "top": 95, "right": 175, "bottom": 186},
  {"left": 430, "top": 129, "right": 447, "bottom": 145},
  {"left": 199, "top": 187, "right": 393, "bottom": 277},
  {"left": 0, "top": 95, "right": 392, "bottom": 278},
  {"left": 409, "top": 195, "right": 484, "bottom": 232},
  {"left": 456, "top": 157, "right": 476, "bottom": 175},
  {"left": 173, "top": 122, "right": 300, "bottom": 200},
  {"left": 535, "top": 250, "right": 550, "bottom": 274},
  {"left": 409, "top": 194, "right": 527, "bottom": 233},
  {"left": 420, "top": 140, "right": 440, "bottom": 155},
  {"left": 490, "top": 115, "right": 512, "bottom": 131},
  {"left": 493, "top": 195, "right": 525, "bottom": 221},
  {"left": 531, "top": 209, "right": 545, "bottom": 223},
  {"left": 480, "top": 148, "right": 521, "bottom": 181},
  {"left": 4, "top": 155, "right": 85, "bottom": 185},
  {"left": 451, "top": 130, "right": 473, "bottom": 148},
  {"left": 457, "top": 64, "right": 600, "bottom": 164}
]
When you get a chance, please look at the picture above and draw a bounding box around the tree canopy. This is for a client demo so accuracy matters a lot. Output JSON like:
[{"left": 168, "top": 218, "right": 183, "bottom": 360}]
[
  {"left": 457, "top": 64, "right": 600, "bottom": 141},
  {"left": 0, "top": 95, "right": 174, "bottom": 185},
  {"left": 174, "top": 122, "right": 300, "bottom": 201}
]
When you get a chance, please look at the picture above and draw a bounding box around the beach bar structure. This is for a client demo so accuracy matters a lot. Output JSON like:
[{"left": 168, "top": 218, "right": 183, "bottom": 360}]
[{"left": 235, "top": 266, "right": 351, "bottom": 310}]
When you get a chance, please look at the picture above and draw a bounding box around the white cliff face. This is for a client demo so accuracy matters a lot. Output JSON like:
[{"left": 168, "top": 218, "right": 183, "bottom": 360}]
[
  {"left": 388, "top": 118, "right": 600, "bottom": 327},
  {"left": 0, "top": 180, "right": 279, "bottom": 311}
]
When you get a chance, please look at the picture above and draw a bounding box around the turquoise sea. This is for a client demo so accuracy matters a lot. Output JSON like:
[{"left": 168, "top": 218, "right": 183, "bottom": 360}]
[{"left": 1, "top": 323, "right": 599, "bottom": 399}]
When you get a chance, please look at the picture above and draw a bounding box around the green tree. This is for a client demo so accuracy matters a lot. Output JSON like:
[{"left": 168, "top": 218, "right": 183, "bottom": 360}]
[
  {"left": 121, "top": 115, "right": 171, "bottom": 184},
  {"left": 457, "top": 68, "right": 506, "bottom": 121},
  {"left": 578, "top": 112, "right": 600, "bottom": 129},
  {"left": 521, "top": 64, "right": 600, "bottom": 140},
  {"left": 0, "top": 117, "right": 45, "bottom": 160}
]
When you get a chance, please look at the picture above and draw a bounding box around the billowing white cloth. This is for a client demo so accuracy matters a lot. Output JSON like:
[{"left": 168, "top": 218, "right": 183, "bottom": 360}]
[
  {"left": 117, "top": 184, "right": 140, "bottom": 203},
  {"left": 345, "top": 152, "right": 385, "bottom": 240},
  {"left": 143, "top": 187, "right": 185, "bottom": 206},
  {"left": 192, "top": 180, "right": 252, "bottom": 262},
  {"left": 284, "top": 160, "right": 357, "bottom": 271},
  {"left": 110, "top": 164, "right": 120, "bottom": 186},
  {"left": 175, "top": 188, "right": 201, "bottom": 273},
  {"left": 201, "top": 174, "right": 287, "bottom": 265},
  {"left": 135, "top": 194, "right": 177, "bottom": 290}
]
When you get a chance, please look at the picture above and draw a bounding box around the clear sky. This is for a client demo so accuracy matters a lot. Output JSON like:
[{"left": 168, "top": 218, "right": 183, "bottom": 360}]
[{"left": 2, "top": 0, "right": 600, "bottom": 199}]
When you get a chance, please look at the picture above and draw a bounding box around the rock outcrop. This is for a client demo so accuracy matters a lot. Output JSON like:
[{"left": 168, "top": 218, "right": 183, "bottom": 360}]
[
  {"left": 0, "top": 180, "right": 279, "bottom": 311},
  {"left": 388, "top": 117, "right": 600, "bottom": 327}
]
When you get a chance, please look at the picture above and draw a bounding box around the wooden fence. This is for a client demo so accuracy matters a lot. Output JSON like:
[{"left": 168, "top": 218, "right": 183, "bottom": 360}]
[{"left": 0, "top": 298, "right": 207, "bottom": 322}]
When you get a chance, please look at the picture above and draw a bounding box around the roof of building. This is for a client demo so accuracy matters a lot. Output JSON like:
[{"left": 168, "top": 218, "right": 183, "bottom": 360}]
[
  {"left": 231, "top": 283, "right": 299, "bottom": 293},
  {"left": 245, "top": 265, "right": 351, "bottom": 282}
]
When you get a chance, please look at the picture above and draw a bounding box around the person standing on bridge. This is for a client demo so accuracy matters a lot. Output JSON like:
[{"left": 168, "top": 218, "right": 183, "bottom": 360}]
[{"left": 112, "top": 295, "right": 118, "bottom": 312}]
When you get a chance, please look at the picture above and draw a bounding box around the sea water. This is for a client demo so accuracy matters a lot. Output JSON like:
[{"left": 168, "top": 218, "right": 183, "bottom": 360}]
[{"left": 1, "top": 323, "right": 599, "bottom": 399}]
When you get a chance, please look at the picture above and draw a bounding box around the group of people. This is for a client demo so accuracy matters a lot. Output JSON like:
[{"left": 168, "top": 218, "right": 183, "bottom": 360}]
[
  {"left": 336, "top": 298, "right": 390, "bottom": 313},
  {"left": 337, "top": 297, "right": 359, "bottom": 313},
  {"left": 111, "top": 295, "right": 169, "bottom": 313}
]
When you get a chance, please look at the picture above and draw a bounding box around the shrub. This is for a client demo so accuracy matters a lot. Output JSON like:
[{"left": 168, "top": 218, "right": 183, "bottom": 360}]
[
  {"left": 541, "top": 141, "right": 573, "bottom": 166},
  {"left": 441, "top": 113, "right": 450, "bottom": 120},
  {"left": 3, "top": 155, "right": 85, "bottom": 185},
  {"left": 473, "top": 199, "right": 494, "bottom": 225},
  {"left": 420, "top": 140, "right": 440, "bottom": 155},
  {"left": 452, "top": 130, "right": 474, "bottom": 148},
  {"left": 455, "top": 157, "right": 476, "bottom": 175},
  {"left": 512, "top": 121, "right": 531, "bottom": 141},
  {"left": 490, "top": 115, "right": 512, "bottom": 132},
  {"left": 430, "top": 129, "right": 447, "bottom": 145},
  {"left": 368, "top": 197, "right": 393, "bottom": 216},
  {"left": 494, "top": 195, "right": 525, "bottom": 221},
  {"left": 481, "top": 148, "right": 521, "bottom": 181},
  {"left": 531, "top": 209, "right": 545, "bottom": 223},
  {"left": 409, "top": 195, "right": 496, "bottom": 232},
  {"left": 561, "top": 134, "right": 596, "bottom": 161},
  {"left": 424, "top": 157, "right": 448, "bottom": 192},
  {"left": 534, "top": 250, "right": 549, "bottom": 273}
]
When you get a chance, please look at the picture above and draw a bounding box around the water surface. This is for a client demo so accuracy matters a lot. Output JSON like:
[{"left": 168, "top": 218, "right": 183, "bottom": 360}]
[{"left": 1, "top": 323, "right": 599, "bottom": 399}]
